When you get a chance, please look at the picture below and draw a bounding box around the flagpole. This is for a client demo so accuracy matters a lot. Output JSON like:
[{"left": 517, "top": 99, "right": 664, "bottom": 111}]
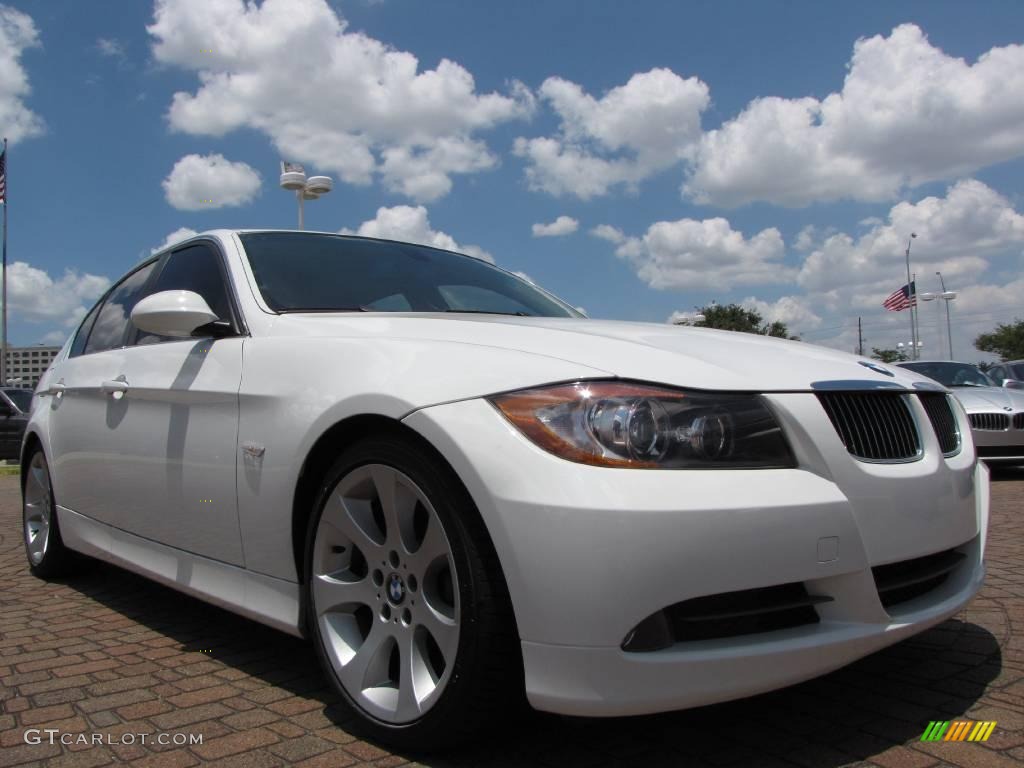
[
  {"left": 904, "top": 234, "right": 917, "bottom": 360},
  {"left": 1, "top": 136, "right": 7, "bottom": 386}
]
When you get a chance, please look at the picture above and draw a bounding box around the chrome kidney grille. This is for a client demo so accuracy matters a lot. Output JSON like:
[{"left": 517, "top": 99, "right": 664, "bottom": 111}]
[
  {"left": 969, "top": 413, "right": 1009, "bottom": 431},
  {"left": 918, "top": 393, "right": 961, "bottom": 456},
  {"left": 817, "top": 392, "right": 920, "bottom": 461}
]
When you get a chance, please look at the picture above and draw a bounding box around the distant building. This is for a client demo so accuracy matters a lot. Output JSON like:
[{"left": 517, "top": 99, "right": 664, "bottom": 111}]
[{"left": 4, "top": 345, "right": 61, "bottom": 390}]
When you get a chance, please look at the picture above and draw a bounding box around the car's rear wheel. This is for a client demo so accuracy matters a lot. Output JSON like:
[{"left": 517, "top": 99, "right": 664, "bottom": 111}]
[
  {"left": 23, "top": 448, "right": 76, "bottom": 578},
  {"left": 305, "top": 435, "right": 520, "bottom": 750}
]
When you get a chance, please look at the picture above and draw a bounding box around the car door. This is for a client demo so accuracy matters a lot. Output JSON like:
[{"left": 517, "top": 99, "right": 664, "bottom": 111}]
[
  {"left": 0, "top": 393, "right": 21, "bottom": 459},
  {"left": 46, "top": 261, "right": 157, "bottom": 521},
  {"left": 100, "top": 241, "right": 246, "bottom": 565}
]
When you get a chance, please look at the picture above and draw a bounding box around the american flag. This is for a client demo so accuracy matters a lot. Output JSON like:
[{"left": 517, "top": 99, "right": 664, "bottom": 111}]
[
  {"left": 883, "top": 281, "right": 916, "bottom": 311},
  {"left": 0, "top": 148, "right": 5, "bottom": 204}
]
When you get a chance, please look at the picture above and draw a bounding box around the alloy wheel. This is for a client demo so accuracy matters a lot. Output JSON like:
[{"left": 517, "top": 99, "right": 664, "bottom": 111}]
[
  {"left": 311, "top": 464, "right": 460, "bottom": 724},
  {"left": 24, "top": 452, "right": 53, "bottom": 566}
]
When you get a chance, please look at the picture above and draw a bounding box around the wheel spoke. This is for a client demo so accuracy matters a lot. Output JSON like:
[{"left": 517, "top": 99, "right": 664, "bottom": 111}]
[
  {"left": 321, "top": 492, "right": 384, "bottom": 558},
  {"left": 337, "top": 623, "right": 389, "bottom": 694},
  {"left": 408, "top": 514, "right": 447, "bottom": 570},
  {"left": 312, "top": 572, "right": 376, "bottom": 614},
  {"left": 395, "top": 632, "right": 423, "bottom": 721},
  {"left": 370, "top": 466, "right": 416, "bottom": 551},
  {"left": 419, "top": 603, "right": 459, "bottom": 667}
]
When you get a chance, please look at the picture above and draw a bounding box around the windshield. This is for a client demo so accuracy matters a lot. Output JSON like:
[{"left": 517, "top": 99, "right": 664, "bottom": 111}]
[
  {"left": 3, "top": 389, "right": 32, "bottom": 412},
  {"left": 901, "top": 362, "right": 994, "bottom": 388},
  {"left": 239, "top": 232, "right": 580, "bottom": 318}
]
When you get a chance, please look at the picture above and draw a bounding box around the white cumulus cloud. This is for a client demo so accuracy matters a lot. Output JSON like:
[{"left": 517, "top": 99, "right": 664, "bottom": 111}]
[
  {"left": 532, "top": 215, "right": 579, "bottom": 238},
  {"left": 151, "top": 227, "right": 199, "bottom": 254},
  {"left": 603, "top": 217, "right": 792, "bottom": 291},
  {"left": 148, "top": 0, "right": 532, "bottom": 203},
  {"left": 798, "top": 179, "right": 1024, "bottom": 292},
  {"left": 0, "top": 5, "right": 43, "bottom": 143},
  {"left": 514, "top": 68, "right": 709, "bottom": 199},
  {"left": 341, "top": 205, "right": 493, "bottom": 262},
  {"left": 6, "top": 261, "right": 110, "bottom": 328},
  {"left": 686, "top": 25, "right": 1024, "bottom": 207},
  {"left": 162, "top": 153, "right": 261, "bottom": 211}
]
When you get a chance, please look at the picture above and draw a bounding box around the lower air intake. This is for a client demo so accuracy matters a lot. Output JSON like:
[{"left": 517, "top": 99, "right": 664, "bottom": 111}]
[
  {"left": 872, "top": 549, "right": 965, "bottom": 608},
  {"left": 622, "top": 582, "right": 832, "bottom": 652}
]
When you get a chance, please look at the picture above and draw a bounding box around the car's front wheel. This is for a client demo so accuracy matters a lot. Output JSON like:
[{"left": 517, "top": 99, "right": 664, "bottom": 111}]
[
  {"left": 23, "top": 448, "right": 76, "bottom": 578},
  {"left": 304, "top": 435, "right": 520, "bottom": 750}
]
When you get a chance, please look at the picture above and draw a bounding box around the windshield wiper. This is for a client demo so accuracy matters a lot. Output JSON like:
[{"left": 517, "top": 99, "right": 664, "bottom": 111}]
[{"left": 442, "top": 309, "right": 533, "bottom": 317}]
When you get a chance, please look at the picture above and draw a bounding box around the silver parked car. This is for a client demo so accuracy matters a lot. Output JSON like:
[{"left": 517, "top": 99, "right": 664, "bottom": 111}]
[
  {"left": 898, "top": 361, "right": 1024, "bottom": 463},
  {"left": 986, "top": 360, "right": 1024, "bottom": 390}
]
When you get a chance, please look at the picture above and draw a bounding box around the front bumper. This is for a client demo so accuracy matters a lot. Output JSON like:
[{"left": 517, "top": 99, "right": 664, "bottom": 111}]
[
  {"left": 403, "top": 392, "right": 988, "bottom": 716},
  {"left": 970, "top": 421, "right": 1024, "bottom": 463}
]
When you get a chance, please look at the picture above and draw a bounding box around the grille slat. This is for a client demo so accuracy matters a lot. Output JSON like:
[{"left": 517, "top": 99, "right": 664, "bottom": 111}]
[
  {"left": 918, "top": 393, "right": 960, "bottom": 455},
  {"left": 1014, "top": 413, "right": 1024, "bottom": 430},
  {"left": 818, "top": 392, "right": 920, "bottom": 462},
  {"left": 969, "top": 412, "right": 1009, "bottom": 431}
]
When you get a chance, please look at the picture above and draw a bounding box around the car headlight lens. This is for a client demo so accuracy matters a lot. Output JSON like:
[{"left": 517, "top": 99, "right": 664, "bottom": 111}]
[{"left": 490, "top": 381, "right": 795, "bottom": 469}]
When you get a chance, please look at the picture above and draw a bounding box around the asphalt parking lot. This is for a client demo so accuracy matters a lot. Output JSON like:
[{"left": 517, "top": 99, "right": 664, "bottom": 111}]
[{"left": 1, "top": 469, "right": 1023, "bottom": 768}]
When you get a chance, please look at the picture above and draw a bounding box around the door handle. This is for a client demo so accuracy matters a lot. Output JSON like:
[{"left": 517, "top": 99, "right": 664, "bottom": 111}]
[
  {"left": 101, "top": 379, "right": 129, "bottom": 395},
  {"left": 44, "top": 382, "right": 66, "bottom": 396}
]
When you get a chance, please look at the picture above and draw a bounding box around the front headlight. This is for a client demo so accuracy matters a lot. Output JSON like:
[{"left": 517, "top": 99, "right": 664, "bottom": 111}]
[{"left": 489, "top": 381, "right": 795, "bottom": 469}]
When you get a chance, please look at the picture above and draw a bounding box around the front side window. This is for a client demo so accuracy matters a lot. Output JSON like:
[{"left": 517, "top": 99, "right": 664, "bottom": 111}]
[
  {"left": 83, "top": 262, "right": 157, "bottom": 355},
  {"left": 136, "top": 244, "right": 233, "bottom": 345},
  {"left": 239, "top": 232, "right": 580, "bottom": 318},
  {"left": 989, "top": 367, "right": 1005, "bottom": 384}
]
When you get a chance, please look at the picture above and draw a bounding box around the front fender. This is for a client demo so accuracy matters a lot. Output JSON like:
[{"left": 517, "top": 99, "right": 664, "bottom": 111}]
[{"left": 236, "top": 335, "right": 606, "bottom": 581}]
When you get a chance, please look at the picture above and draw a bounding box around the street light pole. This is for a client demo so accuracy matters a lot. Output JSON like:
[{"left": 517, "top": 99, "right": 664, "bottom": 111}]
[
  {"left": 905, "top": 233, "right": 918, "bottom": 360},
  {"left": 936, "top": 271, "right": 955, "bottom": 360}
]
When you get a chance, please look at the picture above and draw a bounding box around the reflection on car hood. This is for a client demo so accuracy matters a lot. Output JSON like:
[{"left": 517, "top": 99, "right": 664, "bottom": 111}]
[
  {"left": 949, "top": 386, "right": 1024, "bottom": 413},
  {"left": 272, "top": 314, "right": 937, "bottom": 392}
]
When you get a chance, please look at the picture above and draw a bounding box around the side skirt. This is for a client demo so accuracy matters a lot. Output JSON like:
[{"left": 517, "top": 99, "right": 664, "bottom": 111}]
[{"left": 58, "top": 506, "right": 304, "bottom": 638}]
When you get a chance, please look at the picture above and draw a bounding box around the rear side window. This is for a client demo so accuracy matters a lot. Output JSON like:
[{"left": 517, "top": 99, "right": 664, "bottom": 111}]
[
  {"left": 136, "top": 244, "right": 233, "bottom": 345},
  {"left": 83, "top": 262, "right": 157, "bottom": 355}
]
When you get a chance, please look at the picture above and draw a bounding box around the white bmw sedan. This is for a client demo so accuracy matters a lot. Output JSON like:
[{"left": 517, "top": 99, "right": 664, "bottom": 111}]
[{"left": 23, "top": 230, "right": 987, "bottom": 749}]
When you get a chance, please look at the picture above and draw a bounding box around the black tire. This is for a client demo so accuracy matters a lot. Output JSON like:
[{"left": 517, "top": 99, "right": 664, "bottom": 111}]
[
  {"left": 23, "top": 448, "right": 76, "bottom": 579},
  {"left": 304, "top": 434, "right": 522, "bottom": 751}
]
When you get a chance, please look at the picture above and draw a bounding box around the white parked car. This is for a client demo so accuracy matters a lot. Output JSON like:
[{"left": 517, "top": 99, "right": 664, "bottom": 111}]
[
  {"left": 898, "top": 360, "right": 1024, "bottom": 464},
  {"left": 23, "top": 231, "right": 987, "bottom": 749}
]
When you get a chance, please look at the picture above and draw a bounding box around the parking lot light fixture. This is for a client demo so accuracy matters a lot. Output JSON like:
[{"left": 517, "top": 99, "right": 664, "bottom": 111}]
[{"left": 279, "top": 162, "right": 332, "bottom": 230}]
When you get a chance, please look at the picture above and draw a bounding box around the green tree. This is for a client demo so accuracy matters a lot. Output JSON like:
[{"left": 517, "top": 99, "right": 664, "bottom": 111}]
[
  {"left": 689, "top": 303, "right": 798, "bottom": 339},
  {"left": 975, "top": 319, "right": 1024, "bottom": 360},
  {"left": 871, "top": 347, "right": 908, "bottom": 363}
]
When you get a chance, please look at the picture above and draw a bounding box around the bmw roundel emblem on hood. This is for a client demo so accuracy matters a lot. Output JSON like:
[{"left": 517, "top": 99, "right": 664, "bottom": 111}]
[{"left": 859, "top": 361, "right": 896, "bottom": 377}]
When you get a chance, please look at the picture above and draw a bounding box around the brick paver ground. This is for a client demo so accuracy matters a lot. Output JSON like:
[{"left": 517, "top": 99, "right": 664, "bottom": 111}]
[{"left": 1, "top": 468, "right": 1023, "bottom": 768}]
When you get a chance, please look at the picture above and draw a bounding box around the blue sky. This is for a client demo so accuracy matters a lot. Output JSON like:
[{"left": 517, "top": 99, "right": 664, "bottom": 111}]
[{"left": 1, "top": 0, "right": 1023, "bottom": 359}]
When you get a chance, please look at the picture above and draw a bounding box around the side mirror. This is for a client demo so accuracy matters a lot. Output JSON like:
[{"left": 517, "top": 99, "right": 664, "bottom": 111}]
[
  {"left": 1003, "top": 379, "right": 1024, "bottom": 390},
  {"left": 131, "top": 290, "right": 218, "bottom": 338}
]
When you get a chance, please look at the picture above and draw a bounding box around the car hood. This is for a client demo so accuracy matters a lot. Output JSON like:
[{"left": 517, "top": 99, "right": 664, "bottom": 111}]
[
  {"left": 948, "top": 386, "right": 1024, "bottom": 413},
  {"left": 270, "top": 314, "right": 932, "bottom": 392}
]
